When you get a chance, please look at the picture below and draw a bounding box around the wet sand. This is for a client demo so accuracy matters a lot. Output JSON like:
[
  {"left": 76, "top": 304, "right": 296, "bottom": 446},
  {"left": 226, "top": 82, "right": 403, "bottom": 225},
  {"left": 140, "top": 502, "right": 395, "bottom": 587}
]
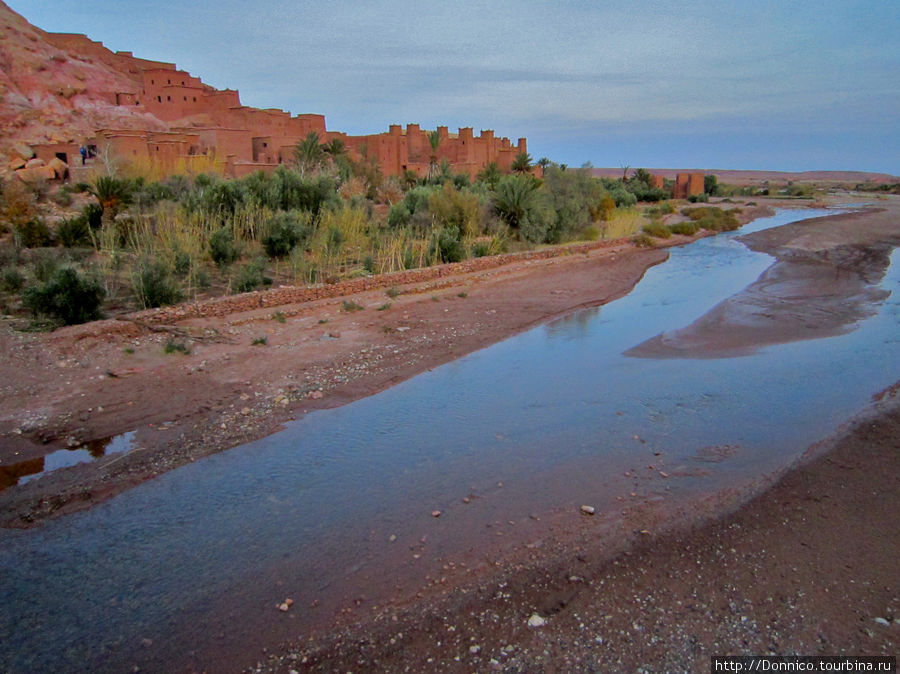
[{"left": 628, "top": 206, "right": 900, "bottom": 358}]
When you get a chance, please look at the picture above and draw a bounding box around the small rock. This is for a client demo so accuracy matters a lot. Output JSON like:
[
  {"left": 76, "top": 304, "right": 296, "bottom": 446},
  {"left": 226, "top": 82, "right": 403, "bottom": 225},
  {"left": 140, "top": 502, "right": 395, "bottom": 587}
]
[
  {"left": 284, "top": 598, "right": 294, "bottom": 607},
  {"left": 308, "top": 390, "right": 324, "bottom": 400},
  {"left": 874, "top": 617, "right": 890, "bottom": 626},
  {"left": 580, "top": 505, "right": 595, "bottom": 515},
  {"left": 241, "top": 407, "right": 251, "bottom": 415},
  {"left": 388, "top": 534, "right": 397, "bottom": 542},
  {"left": 469, "top": 645, "right": 480, "bottom": 654},
  {"left": 431, "top": 510, "right": 442, "bottom": 518},
  {"left": 658, "top": 471, "right": 669, "bottom": 478},
  {"left": 278, "top": 602, "right": 289, "bottom": 612},
  {"left": 527, "top": 614, "right": 546, "bottom": 628}
]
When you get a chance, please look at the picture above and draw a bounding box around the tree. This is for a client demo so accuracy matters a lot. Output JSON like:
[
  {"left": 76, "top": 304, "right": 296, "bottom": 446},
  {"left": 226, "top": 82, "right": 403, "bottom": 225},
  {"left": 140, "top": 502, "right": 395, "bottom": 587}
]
[
  {"left": 85, "top": 176, "right": 133, "bottom": 230},
  {"left": 511, "top": 152, "right": 533, "bottom": 174},
  {"left": 427, "top": 130, "right": 442, "bottom": 181},
  {"left": 631, "top": 168, "right": 652, "bottom": 187},
  {"left": 491, "top": 174, "right": 541, "bottom": 230},
  {"left": 704, "top": 174, "right": 719, "bottom": 196},
  {"left": 322, "top": 138, "right": 346, "bottom": 160},
  {"left": 294, "top": 132, "right": 325, "bottom": 174},
  {"left": 537, "top": 157, "right": 552, "bottom": 172},
  {"left": 476, "top": 161, "right": 502, "bottom": 189}
]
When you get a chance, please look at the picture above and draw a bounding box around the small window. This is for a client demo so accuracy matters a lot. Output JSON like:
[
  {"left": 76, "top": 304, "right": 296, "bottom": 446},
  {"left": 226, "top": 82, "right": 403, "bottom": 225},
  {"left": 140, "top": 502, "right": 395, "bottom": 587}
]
[
  {"left": 167, "top": 79, "right": 171, "bottom": 84},
  {"left": 183, "top": 96, "right": 187, "bottom": 101},
  {"left": 192, "top": 97, "right": 197, "bottom": 102},
  {"left": 181, "top": 81, "right": 185, "bottom": 86},
  {"left": 151, "top": 79, "right": 155, "bottom": 85},
  {"left": 262, "top": 142, "right": 267, "bottom": 148},
  {"left": 167, "top": 95, "right": 171, "bottom": 101},
  {"left": 157, "top": 95, "right": 161, "bottom": 102}
]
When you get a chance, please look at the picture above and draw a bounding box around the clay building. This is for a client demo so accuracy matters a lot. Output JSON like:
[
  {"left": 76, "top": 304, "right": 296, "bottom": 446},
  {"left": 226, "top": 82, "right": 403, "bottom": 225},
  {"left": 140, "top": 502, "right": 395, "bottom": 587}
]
[
  {"left": 31, "top": 30, "right": 532, "bottom": 182},
  {"left": 673, "top": 172, "right": 705, "bottom": 199}
]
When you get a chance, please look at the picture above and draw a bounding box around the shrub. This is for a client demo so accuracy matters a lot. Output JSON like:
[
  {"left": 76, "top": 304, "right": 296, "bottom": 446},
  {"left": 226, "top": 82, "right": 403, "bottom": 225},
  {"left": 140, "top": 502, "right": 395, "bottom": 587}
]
[
  {"left": 22, "top": 266, "right": 105, "bottom": 325},
  {"left": 471, "top": 241, "right": 491, "bottom": 257},
  {"left": 668, "top": 221, "right": 700, "bottom": 236},
  {"left": 132, "top": 258, "right": 183, "bottom": 309},
  {"left": 15, "top": 220, "right": 54, "bottom": 248},
  {"left": 272, "top": 310, "right": 286, "bottom": 323},
  {"left": 233, "top": 258, "right": 271, "bottom": 293},
  {"left": 632, "top": 233, "right": 656, "bottom": 247},
  {"left": 387, "top": 202, "right": 411, "bottom": 228},
  {"left": 164, "top": 339, "right": 190, "bottom": 355},
  {"left": 209, "top": 226, "right": 240, "bottom": 266},
  {"left": 376, "top": 302, "right": 391, "bottom": 311},
  {"left": 82, "top": 203, "right": 103, "bottom": 230},
  {"left": 341, "top": 300, "right": 364, "bottom": 312},
  {"left": 642, "top": 221, "right": 672, "bottom": 239},
  {"left": 57, "top": 217, "right": 92, "bottom": 247},
  {"left": 262, "top": 211, "right": 312, "bottom": 258},
  {"left": 251, "top": 336, "right": 268, "bottom": 346},
  {"left": 363, "top": 255, "right": 376, "bottom": 274},
  {"left": 386, "top": 286, "right": 400, "bottom": 298},
  {"left": 0, "top": 266, "right": 25, "bottom": 292},
  {"left": 431, "top": 225, "right": 466, "bottom": 263}
]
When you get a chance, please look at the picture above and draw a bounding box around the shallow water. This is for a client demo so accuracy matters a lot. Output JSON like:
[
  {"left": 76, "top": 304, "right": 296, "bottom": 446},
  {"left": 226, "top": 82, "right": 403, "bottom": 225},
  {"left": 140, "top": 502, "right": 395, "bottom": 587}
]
[{"left": 1, "top": 209, "right": 897, "bottom": 673}]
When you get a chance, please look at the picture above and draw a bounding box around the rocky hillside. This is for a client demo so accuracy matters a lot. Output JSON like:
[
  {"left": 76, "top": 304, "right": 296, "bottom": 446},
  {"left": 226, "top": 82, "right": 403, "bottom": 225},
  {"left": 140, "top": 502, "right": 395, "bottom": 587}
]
[{"left": 0, "top": 1, "right": 165, "bottom": 155}]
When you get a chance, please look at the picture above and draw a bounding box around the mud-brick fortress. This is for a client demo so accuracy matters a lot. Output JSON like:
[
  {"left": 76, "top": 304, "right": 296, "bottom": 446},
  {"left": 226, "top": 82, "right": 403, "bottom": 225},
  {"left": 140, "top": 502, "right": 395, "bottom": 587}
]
[{"left": 27, "top": 33, "right": 528, "bottom": 181}]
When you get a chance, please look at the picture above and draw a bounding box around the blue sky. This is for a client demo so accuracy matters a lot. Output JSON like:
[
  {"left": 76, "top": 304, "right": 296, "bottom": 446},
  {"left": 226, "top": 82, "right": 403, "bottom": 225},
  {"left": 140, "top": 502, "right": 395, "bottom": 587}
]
[{"left": 8, "top": 0, "right": 899, "bottom": 173}]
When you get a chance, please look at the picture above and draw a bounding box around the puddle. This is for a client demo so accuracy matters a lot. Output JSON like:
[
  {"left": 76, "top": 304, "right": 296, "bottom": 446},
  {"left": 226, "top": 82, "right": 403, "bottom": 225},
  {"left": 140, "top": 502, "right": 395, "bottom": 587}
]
[{"left": 0, "top": 432, "right": 136, "bottom": 490}]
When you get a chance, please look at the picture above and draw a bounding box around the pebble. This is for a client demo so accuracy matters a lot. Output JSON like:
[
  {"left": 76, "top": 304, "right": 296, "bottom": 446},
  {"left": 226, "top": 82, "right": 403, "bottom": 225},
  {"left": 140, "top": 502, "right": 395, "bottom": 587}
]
[
  {"left": 431, "top": 510, "right": 442, "bottom": 518},
  {"left": 528, "top": 613, "right": 547, "bottom": 628},
  {"left": 874, "top": 617, "right": 890, "bottom": 626},
  {"left": 241, "top": 407, "right": 251, "bottom": 415},
  {"left": 580, "top": 505, "right": 596, "bottom": 515}
]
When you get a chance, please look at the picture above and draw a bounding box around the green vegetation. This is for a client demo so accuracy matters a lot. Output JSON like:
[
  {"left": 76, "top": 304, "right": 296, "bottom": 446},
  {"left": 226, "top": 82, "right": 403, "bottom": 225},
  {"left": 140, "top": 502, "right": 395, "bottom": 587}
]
[
  {"left": 0, "top": 155, "right": 757, "bottom": 329},
  {"left": 164, "top": 338, "right": 190, "bottom": 355},
  {"left": 251, "top": 336, "right": 268, "bottom": 346},
  {"left": 341, "top": 300, "right": 364, "bottom": 312}
]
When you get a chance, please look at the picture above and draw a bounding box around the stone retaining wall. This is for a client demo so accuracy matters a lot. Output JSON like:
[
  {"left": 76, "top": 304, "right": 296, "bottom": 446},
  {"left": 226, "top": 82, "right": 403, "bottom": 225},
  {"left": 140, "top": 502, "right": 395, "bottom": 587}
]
[{"left": 128, "top": 239, "right": 618, "bottom": 325}]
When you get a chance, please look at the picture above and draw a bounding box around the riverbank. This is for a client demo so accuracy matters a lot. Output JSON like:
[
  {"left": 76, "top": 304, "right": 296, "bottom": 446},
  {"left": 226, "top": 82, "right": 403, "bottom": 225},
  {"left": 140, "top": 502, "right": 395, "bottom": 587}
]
[
  {"left": 254, "top": 385, "right": 900, "bottom": 672},
  {"left": 250, "top": 197, "right": 900, "bottom": 672},
  {"left": 0, "top": 202, "right": 781, "bottom": 527}
]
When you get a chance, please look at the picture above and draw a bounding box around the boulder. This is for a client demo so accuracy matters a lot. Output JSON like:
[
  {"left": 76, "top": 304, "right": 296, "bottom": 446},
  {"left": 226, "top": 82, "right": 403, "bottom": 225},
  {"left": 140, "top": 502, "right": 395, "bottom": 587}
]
[
  {"left": 8, "top": 157, "right": 27, "bottom": 171},
  {"left": 47, "top": 157, "right": 68, "bottom": 179},
  {"left": 10, "top": 143, "right": 34, "bottom": 160},
  {"left": 15, "top": 166, "right": 57, "bottom": 182},
  {"left": 25, "top": 157, "right": 46, "bottom": 168}
]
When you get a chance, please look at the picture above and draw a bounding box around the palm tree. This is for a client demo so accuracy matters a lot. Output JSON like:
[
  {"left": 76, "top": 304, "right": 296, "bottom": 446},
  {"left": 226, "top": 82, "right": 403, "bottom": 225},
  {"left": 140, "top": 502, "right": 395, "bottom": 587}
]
[
  {"left": 537, "top": 157, "right": 552, "bottom": 172},
  {"left": 427, "top": 130, "right": 442, "bottom": 181},
  {"left": 294, "top": 132, "right": 325, "bottom": 174},
  {"left": 86, "top": 176, "right": 133, "bottom": 230},
  {"left": 321, "top": 138, "right": 347, "bottom": 161},
  {"left": 511, "top": 152, "right": 533, "bottom": 174},
  {"left": 491, "top": 174, "right": 540, "bottom": 230},
  {"left": 476, "top": 161, "right": 502, "bottom": 189}
]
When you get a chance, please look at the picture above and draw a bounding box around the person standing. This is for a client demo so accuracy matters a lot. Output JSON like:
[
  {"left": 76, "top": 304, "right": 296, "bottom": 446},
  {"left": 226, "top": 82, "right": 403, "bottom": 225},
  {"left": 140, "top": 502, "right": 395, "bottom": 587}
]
[{"left": 79, "top": 145, "right": 87, "bottom": 165}]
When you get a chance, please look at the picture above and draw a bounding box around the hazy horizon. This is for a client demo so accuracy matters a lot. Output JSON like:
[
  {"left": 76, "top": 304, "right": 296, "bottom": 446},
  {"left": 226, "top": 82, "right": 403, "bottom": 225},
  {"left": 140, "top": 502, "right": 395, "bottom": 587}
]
[{"left": 7, "top": 0, "right": 899, "bottom": 174}]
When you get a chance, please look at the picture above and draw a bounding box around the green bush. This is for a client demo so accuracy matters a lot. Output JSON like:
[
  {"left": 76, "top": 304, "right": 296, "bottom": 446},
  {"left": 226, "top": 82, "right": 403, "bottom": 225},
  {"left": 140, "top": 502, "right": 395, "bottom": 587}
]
[
  {"left": 431, "top": 225, "right": 466, "bottom": 263},
  {"left": 82, "top": 203, "right": 103, "bottom": 230},
  {"left": 668, "top": 221, "right": 700, "bottom": 236},
  {"left": 233, "top": 258, "right": 271, "bottom": 293},
  {"left": 15, "top": 220, "right": 54, "bottom": 248},
  {"left": 132, "top": 258, "right": 183, "bottom": 309},
  {"left": 209, "top": 226, "right": 239, "bottom": 267},
  {"left": 262, "top": 211, "right": 312, "bottom": 258},
  {"left": 632, "top": 233, "right": 656, "bottom": 247},
  {"left": 642, "top": 221, "right": 672, "bottom": 238},
  {"left": 57, "top": 217, "right": 92, "bottom": 248},
  {"left": 22, "top": 266, "right": 105, "bottom": 325},
  {"left": 0, "top": 266, "right": 25, "bottom": 292}
]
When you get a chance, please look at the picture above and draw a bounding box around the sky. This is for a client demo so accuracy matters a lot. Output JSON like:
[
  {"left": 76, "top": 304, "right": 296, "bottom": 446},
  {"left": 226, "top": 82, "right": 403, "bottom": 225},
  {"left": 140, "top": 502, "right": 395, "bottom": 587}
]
[{"left": 8, "top": 0, "right": 900, "bottom": 174}]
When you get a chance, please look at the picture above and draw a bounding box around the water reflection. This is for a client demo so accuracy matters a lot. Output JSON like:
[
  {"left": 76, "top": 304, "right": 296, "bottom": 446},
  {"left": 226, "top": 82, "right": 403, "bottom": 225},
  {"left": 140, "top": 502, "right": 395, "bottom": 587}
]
[{"left": 0, "top": 432, "right": 136, "bottom": 490}]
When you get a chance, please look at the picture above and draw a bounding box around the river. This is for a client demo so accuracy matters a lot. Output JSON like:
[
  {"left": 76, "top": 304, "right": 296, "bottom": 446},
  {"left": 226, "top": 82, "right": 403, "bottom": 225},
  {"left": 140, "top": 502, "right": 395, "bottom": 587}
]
[{"left": 1, "top": 208, "right": 897, "bottom": 673}]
